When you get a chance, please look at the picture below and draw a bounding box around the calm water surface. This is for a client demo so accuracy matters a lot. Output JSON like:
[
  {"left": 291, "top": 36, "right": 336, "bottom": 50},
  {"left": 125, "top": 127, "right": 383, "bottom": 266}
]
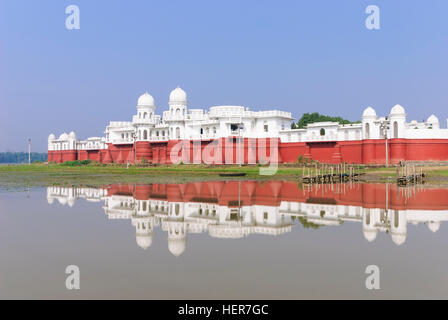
[{"left": 0, "top": 180, "right": 447, "bottom": 299}]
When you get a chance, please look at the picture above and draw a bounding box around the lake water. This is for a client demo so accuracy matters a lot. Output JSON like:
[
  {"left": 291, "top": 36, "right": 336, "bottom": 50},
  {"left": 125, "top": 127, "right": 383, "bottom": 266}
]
[{"left": 0, "top": 180, "right": 447, "bottom": 299}]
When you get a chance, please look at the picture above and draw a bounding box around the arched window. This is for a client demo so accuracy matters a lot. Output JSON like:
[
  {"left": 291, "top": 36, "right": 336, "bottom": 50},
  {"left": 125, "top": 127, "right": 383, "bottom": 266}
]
[
  {"left": 176, "top": 127, "right": 180, "bottom": 139},
  {"left": 213, "top": 127, "right": 217, "bottom": 134},
  {"left": 393, "top": 121, "right": 398, "bottom": 138},
  {"left": 139, "top": 130, "right": 141, "bottom": 140},
  {"left": 143, "top": 130, "right": 148, "bottom": 140},
  {"left": 320, "top": 128, "right": 325, "bottom": 136},
  {"left": 143, "top": 112, "right": 147, "bottom": 119},
  {"left": 365, "top": 123, "right": 370, "bottom": 139},
  {"left": 176, "top": 108, "right": 180, "bottom": 116}
]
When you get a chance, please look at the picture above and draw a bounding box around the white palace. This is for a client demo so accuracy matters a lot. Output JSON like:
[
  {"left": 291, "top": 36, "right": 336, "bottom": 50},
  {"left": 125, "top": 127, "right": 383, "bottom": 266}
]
[{"left": 48, "top": 87, "right": 448, "bottom": 165}]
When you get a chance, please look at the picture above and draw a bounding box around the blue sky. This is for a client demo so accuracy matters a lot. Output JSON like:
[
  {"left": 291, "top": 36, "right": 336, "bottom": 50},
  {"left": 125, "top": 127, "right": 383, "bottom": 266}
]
[{"left": 1, "top": 0, "right": 447, "bottom": 152}]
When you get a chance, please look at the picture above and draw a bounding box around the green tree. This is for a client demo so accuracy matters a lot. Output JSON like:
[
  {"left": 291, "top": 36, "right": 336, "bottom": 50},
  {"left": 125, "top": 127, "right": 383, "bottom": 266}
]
[
  {"left": 0, "top": 152, "right": 47, "bottom": 164},
  {"left": 292, "top": 112, "right": 360, "bottom": 129}
]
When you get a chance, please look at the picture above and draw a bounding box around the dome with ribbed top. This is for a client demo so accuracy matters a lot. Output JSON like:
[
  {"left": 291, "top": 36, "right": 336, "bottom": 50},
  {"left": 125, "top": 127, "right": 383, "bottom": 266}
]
[
  {"left": 362, "top": 106, "right": 377, "bottom": 118},
  {"left": 390, "top": 104, "right": 405, "bottom": 116},
  {"left": 427, "top": 114, "right": 439, "bottom": 124},
  {"left": 169, "top": 87, "right": 187, "bottom": 105},
  {"left": 138, "top": 92, "right": 155, "bottom": 106}
]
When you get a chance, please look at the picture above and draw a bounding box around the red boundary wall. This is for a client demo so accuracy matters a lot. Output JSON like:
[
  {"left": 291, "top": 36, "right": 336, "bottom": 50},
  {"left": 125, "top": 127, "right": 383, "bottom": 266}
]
[{"left": 48, "top": 138, "right": 448, "bottom": 165}]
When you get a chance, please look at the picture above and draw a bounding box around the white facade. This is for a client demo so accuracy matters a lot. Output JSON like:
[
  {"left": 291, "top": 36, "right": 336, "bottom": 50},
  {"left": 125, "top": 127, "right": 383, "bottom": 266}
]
[
  {"left": 48, "top": 87, "right": 293, "bottom": 151},
  {"left": 278, "top": 104, "right": 448, "bottom": 143},
  {"left": 359, "top": 104, "right": 448, "bottom": 140},
  {"left": 48, "top": 90, "right": 448, "bottom": 151},
  {"left": 47, "top": 185, "right": 448, "bottom": 254}
]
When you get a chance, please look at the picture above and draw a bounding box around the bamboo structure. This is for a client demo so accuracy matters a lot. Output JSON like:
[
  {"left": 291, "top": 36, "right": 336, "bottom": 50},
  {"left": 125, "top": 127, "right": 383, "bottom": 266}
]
[
  {"left": 301, "top": 162, "right": 362, "bottom": 184},
  {"left": 396, "top": 161, "right": 426, "bottom": 186}
]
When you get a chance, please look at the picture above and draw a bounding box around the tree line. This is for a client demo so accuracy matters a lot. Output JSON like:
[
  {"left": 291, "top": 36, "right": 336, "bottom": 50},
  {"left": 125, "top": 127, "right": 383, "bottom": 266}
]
[
  {"left": 291, "top": 112, "right": 360, "bottom": 129},
  {"left": 0, "top": 152, "right": 48, "bottom": 164}
]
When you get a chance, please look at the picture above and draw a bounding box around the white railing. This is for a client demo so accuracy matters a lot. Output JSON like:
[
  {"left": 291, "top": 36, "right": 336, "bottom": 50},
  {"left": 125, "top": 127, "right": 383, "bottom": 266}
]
[
  {"left": 108, "top": 121, "right": 133, "bottom": 127},
  {"left": 111, "top": 138, "right": 134, "bottom": 144}
]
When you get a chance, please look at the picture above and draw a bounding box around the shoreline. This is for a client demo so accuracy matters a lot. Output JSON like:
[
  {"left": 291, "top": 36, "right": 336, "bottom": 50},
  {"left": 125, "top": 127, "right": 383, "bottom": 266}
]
[{"left": 1, "top": 163, "right": 448, "bottom": 189}]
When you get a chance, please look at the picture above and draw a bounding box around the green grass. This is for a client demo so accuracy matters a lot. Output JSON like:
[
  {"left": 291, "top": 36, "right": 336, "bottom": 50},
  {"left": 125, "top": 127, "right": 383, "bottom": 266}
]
[
  {"left": 429, "top": 170, "right": 448, "bottom": 177},
  {"left": 1, "top": 163, "right": 448, "bottom": 190},
  {"left": 0, "top": 163, "right": 302, "bottom": 189},
  {"left": 0, "top": 163, "right": 302, "bottom": 176}
]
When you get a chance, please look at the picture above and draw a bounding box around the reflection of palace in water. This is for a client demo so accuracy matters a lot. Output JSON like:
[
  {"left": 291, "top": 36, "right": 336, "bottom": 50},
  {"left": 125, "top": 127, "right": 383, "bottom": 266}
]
[{"left": 46, "top": 181, "right": 448, "bottom": 256}]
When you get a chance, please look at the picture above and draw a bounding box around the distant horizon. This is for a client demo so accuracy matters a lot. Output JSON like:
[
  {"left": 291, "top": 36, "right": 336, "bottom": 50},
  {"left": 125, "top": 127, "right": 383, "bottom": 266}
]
[{"left": 1, "top": 1, "right": 447, "bottom": 152}]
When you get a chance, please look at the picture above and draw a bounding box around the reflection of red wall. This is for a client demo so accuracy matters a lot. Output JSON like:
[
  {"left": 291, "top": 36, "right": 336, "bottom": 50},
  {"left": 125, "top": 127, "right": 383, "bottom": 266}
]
[{"left": 105, "top": 181, "right": 448, "bottom": 211}]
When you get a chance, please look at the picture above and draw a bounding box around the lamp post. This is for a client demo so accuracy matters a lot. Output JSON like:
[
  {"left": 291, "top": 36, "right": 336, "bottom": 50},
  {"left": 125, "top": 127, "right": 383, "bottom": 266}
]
[
  {"left": 28, "top": 138, "right": 31, "bottom": 165},
  {"left": 379, "top": 118, "right": 390, "bottom": 167},
  {"left": 238, "top": 118, "right": 244, "bottom": 167},
  {"left": 132, "top": 132, "right": 137, "bottom": 164}
]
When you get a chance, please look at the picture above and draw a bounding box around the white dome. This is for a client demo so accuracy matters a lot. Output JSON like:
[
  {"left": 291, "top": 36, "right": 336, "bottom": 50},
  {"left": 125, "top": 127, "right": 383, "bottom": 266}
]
[
  {"left": 391, "top": 233, "right": 406, "bottom": 246},
  {"left": 48, "top": 133, "right": 55, "bottom": 140},
  {"left": 168, "top": 238, "right": 186, "bottom": 257},
  {"left": 427, "top": 114, "right": 439, "bottom": 124},
  {"left": 362, "top": 106, "right": 377, "bottom": 118},
  {"left": 68, "top": 198, "right": 75, "bottom": 207},
  {"left": 47, "top": 196, "right": 54, "bottom": 204},
  {"left": 363, "top": 229, "right": 378, "bottom": 242},
  {"left": 390, "top": 104, "right": 406, "bottom": 116},
  {"left": 136, "top": 234, "right": 153, "bottom": 250},
  {"left": 169, "top": 87, "right": 187, "bottom": 104},
  {"left": 68, "top": 131, "right": 77, "bottom": 140},
  {"left": 138, "top": 92, "right": 155, "bottom": 106},
  {"left": 428, "top": 221, "right": 440, "bottom": 233},
  {"left": 59, "top": 133, "right": 68, "bottom": 140}
]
